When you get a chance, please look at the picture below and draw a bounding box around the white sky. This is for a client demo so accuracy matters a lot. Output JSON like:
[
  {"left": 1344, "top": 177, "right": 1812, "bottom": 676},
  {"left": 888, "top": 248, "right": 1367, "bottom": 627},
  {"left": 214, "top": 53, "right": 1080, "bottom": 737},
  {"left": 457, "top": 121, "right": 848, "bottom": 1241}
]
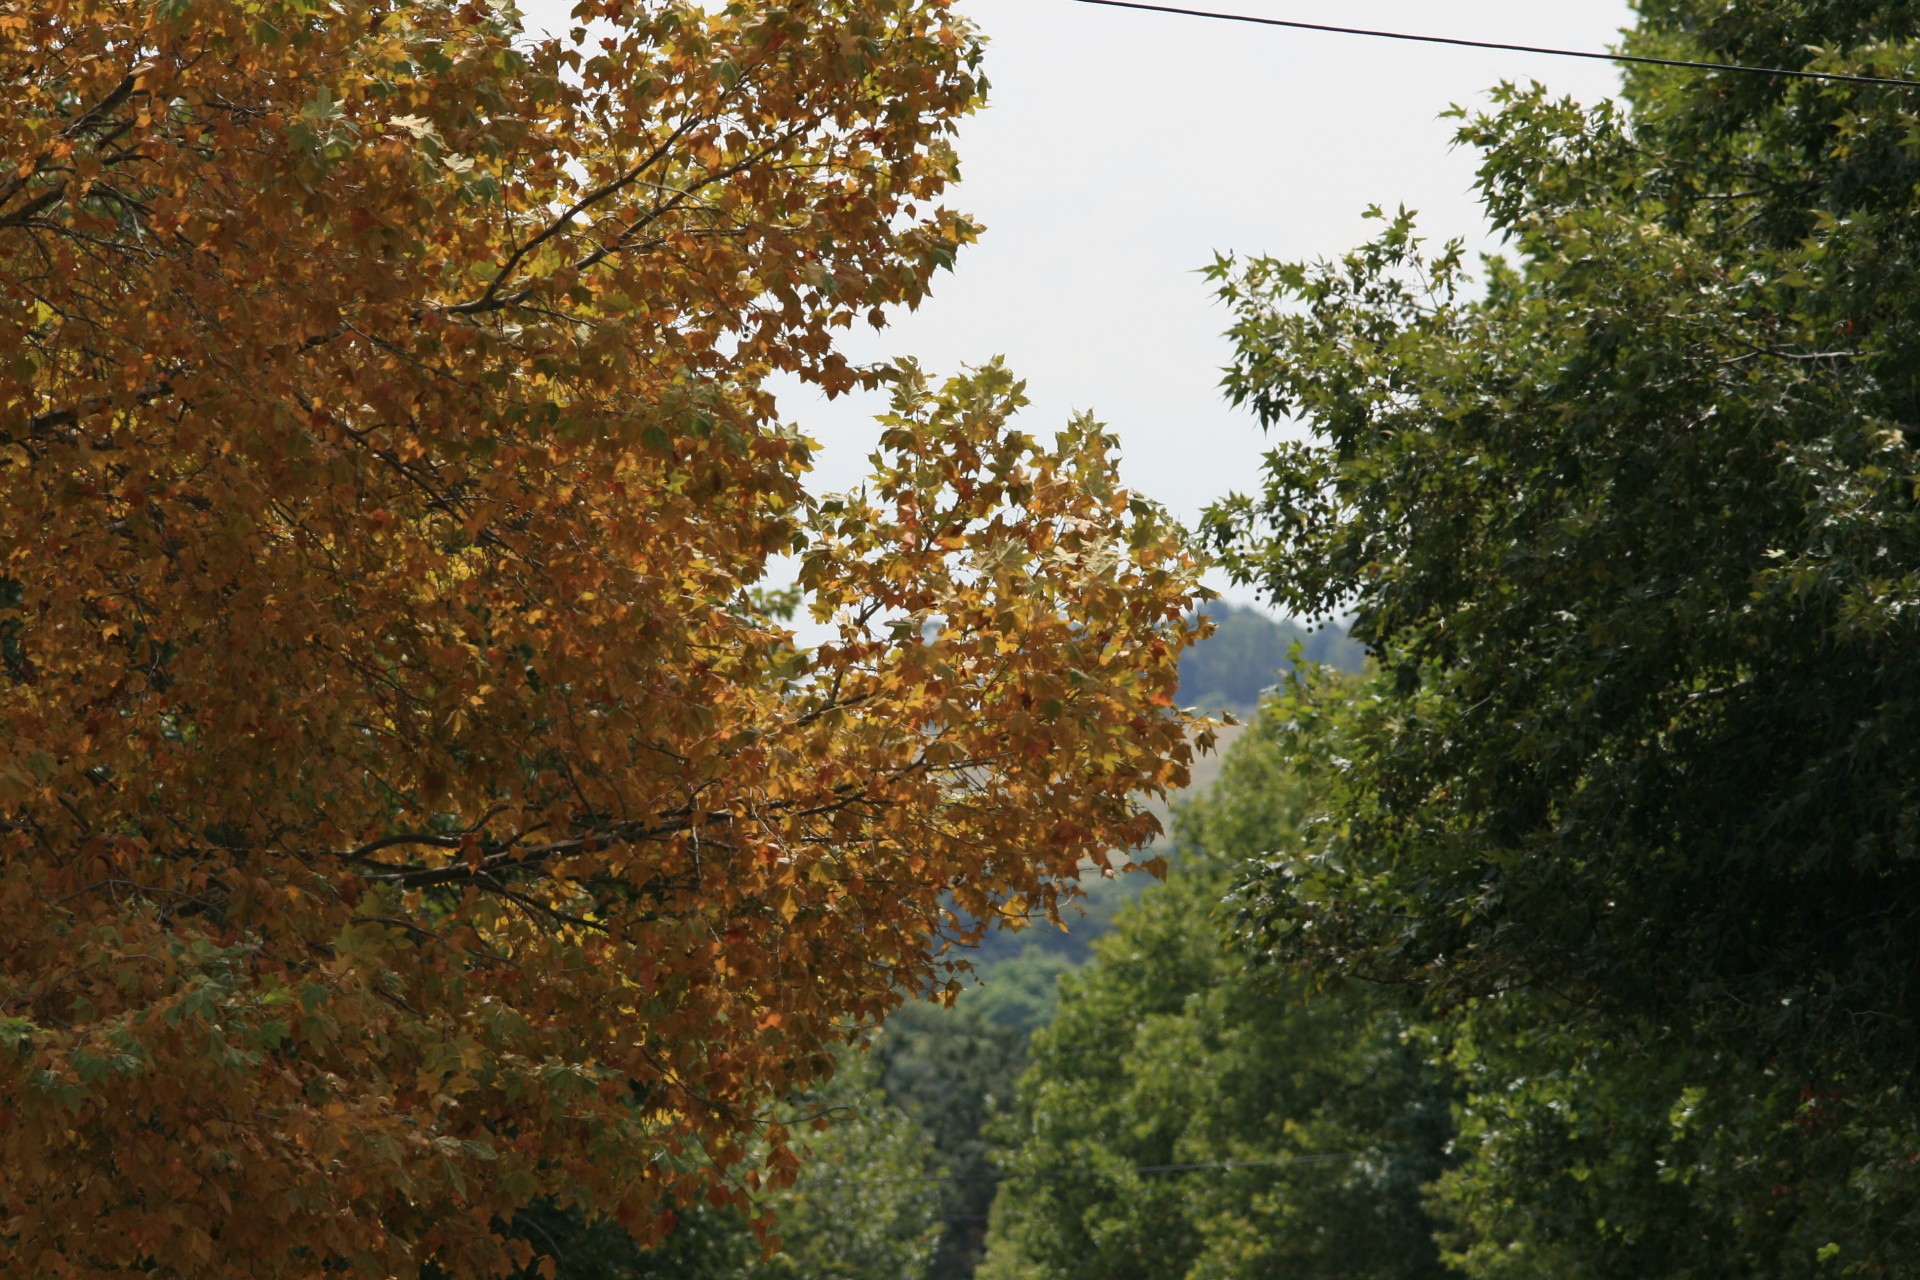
[{"left": 523, "top": 1, "right": 1636, "bottom": 609}]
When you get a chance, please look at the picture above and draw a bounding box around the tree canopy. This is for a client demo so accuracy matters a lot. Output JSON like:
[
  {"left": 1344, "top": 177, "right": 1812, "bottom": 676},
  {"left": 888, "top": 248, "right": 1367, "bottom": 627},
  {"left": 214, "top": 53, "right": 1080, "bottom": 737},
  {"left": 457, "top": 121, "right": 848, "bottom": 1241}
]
[
  {"left": 983, "top": 698, "right": 1453, "bottom": 1280},
  {"left": 0, "top": 3, "right": 1202, "bottom": 1276},
  {"left": 1206, "top": 3, "right": 1920, "bottom": 1273}
]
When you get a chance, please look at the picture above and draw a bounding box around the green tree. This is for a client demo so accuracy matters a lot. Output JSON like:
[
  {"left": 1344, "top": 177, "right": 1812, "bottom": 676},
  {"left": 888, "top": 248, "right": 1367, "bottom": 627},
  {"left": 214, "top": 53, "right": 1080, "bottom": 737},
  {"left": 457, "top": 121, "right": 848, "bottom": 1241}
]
[
  {"left": 874, "top": 998, "right": 1032, "bottom": 1280},
  {"left": 749, "top": 1051, "right": 944, "bottom": 1280},
  {"left": 982, "top": 698, "right": 1454, "bottom": 1280},
  {"left": 1206, "top": 5, "right": 1920, "bottom": 1273}
]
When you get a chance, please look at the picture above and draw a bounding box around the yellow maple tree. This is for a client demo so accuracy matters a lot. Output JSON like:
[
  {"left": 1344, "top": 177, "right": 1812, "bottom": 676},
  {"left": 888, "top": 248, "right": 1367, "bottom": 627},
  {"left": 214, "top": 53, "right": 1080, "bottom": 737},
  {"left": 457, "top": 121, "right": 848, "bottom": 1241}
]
[{"left": 0, "top": 2, "right": 1203, "bottom": 1276}]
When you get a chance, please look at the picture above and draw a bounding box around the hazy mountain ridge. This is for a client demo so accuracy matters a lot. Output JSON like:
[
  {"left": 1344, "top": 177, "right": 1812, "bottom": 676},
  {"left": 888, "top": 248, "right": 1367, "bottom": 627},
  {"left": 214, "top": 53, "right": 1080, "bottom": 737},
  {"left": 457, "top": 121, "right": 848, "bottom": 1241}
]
[{"left": 1177, "top": 601, "right": 1364, "bottom": 713}]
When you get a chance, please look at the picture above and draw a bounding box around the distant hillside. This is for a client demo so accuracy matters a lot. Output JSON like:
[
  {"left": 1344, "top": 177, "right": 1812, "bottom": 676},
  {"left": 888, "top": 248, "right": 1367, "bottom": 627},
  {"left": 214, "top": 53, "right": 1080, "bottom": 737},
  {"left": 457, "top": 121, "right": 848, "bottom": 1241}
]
[
  {"left": 963, "top": 607, "right": 1360, "bottom": 976},
  {"left": 1176, "top": 601, "right": 1364, "bottom": 713}
]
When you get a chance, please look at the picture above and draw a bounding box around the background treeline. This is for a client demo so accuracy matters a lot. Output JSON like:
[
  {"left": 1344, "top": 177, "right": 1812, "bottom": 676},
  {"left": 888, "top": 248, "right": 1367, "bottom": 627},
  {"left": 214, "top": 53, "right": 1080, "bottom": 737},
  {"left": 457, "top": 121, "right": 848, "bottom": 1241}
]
[{"left": 1174, "top": 601, "right": 1363, "bottom": 715}]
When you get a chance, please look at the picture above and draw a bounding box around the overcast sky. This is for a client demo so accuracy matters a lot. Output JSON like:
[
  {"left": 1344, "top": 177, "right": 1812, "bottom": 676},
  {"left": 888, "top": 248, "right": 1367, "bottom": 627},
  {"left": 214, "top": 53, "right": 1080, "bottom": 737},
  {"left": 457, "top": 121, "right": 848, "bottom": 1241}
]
[
  {"left": 786, "top": 1, "right": 1636, "bottom": 607},
  {"left": 527, "top": 1, "right": 1637, "bottom": 609}
]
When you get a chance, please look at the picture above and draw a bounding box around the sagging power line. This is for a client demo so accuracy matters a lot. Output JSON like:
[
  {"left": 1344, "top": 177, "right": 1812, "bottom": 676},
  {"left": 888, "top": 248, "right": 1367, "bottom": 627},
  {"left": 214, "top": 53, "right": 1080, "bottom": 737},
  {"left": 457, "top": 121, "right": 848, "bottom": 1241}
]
[
  {"left": 1071, "top": 0, "right": 1920, "bottom": 90},
  {"left": 817, "top": 1151, "right": 1357, "bottom": 1188}
]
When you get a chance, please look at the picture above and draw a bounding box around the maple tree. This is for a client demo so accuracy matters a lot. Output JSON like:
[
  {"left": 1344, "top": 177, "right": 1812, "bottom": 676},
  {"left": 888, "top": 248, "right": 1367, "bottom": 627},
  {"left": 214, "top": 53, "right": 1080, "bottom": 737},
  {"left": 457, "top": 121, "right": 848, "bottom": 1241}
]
[{"left": 0, "top": 2, "right": 1203, "bottom": 1276}]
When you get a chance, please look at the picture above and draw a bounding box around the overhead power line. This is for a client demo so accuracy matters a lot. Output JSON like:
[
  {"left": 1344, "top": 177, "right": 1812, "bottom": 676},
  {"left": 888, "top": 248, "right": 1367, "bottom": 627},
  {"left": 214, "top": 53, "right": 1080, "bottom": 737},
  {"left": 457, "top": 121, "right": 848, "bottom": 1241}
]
[
  {"left": 819, "top": 1152, "right": 1356, "bottom": 1188},
  {"left": 1070, "top": 0, "right": 1920, "bottom": 90}
]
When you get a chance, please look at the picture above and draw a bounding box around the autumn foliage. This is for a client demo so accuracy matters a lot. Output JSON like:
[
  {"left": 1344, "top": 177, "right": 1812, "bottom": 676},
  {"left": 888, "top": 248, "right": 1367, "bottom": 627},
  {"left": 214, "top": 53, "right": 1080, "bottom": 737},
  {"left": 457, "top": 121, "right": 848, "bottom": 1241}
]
[{"left": 0, "top": 2, "right": 1201, "bottom": 1275}]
